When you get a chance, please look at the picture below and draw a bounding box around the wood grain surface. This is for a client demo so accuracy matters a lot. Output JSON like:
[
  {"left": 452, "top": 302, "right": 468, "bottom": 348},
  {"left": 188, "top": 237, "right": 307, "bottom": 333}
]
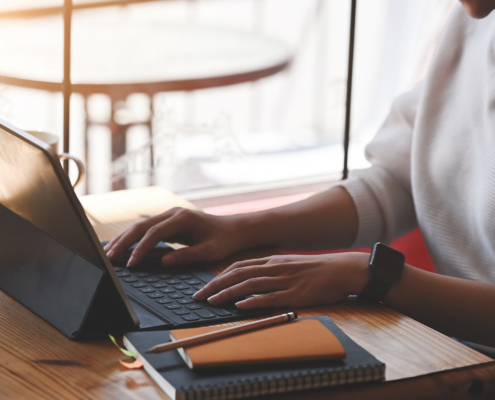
[{"left": 1, "top": 187, "right": 494, "bottom": 399}]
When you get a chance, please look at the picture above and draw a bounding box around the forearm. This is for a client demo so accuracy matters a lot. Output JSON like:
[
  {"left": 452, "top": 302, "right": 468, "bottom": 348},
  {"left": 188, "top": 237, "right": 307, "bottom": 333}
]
[
  {"left": 384, "top": 265, "right": 495, "bottom": 347},
  {"left": 237, "top": 186, "right": 358, "bottom": 251}
]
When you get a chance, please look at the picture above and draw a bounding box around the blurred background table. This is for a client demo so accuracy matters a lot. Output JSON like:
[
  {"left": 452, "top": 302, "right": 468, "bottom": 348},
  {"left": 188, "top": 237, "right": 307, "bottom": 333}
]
[
  {"left": 0, "top": 1, "right": 291, "bottom": 190},
  {"left": 0, "top": 17, "right": 290, "bottom": 94}
]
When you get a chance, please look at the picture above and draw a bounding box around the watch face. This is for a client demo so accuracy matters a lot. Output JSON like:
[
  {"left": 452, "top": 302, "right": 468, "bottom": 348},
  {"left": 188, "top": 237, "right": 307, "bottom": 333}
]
[{"left": 370, "top": 243, "right": 405, "bottom": 278}]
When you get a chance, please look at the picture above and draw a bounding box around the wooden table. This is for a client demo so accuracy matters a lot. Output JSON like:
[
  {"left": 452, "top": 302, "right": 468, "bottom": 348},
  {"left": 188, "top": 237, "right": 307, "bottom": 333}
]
[{"left": 1, "top": 186, "right": 494, "bottom": 399}]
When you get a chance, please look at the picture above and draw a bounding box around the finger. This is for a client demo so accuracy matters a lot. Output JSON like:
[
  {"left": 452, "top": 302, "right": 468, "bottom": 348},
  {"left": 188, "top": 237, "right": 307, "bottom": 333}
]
[
  {"left": 206, "top": 277, "right": 286, "bottom": 305},
  {"left": 105, "top": 208, "right": 181, "bottom": 257},
  {"left": 104, "top": 228, "right": 130, "bottom": 252},
  {"left": 161, "top": 242, "right": 215, "bottom": 268},
  {"left": 127, "top": 216, "right": 186, "bottom": 266},
  {"left": 106, "top": 220, "right": 159, "bottom": 258},
  {"left": 218, "top": 255, "right": 298, "bottom": 277},
  {"left": 194, "top": 263, "right": 277, "bottom": 300},
  {"left": 104, "top": 228, "right": 138, "bottom": 253},
  {"left": 235, "top": 290, "right": 293, "bottom": 309},
  {"left": 106, "top": 222, "right": 152, "bottom": 260},
  {"left": 216, "top": 257, "right": 270, "bottom": 277}
]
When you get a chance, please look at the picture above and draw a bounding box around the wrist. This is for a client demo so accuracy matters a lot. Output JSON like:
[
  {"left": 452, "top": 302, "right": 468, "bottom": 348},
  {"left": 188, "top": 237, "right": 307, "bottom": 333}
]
[
  {"left": 347, "top": 252, "right": 371, "bottom": 295},
  {"left": 230, "top": 210, "right": 279, "bottom": 250}
]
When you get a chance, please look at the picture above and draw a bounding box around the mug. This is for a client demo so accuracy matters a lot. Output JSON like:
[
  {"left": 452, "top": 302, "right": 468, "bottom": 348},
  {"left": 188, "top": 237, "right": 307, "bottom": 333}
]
[{"left": 26, "top": 130, "right": 86, "bottom": 188}]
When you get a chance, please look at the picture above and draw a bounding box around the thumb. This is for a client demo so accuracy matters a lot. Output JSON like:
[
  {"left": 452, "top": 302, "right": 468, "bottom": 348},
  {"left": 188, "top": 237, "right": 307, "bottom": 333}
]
[{"left": 162, "top": 243, "right": 214, "bottom": 268}]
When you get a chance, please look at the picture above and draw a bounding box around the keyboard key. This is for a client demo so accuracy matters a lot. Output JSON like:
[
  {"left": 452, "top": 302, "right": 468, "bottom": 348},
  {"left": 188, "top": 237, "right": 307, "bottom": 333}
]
[
  {"left": 156, "top": 298, "right": 172, "bottom": 304},
  {"left": 131, "top": 282, "right": 147, "bottom": 288},
  {"left": 116, "top": 272, "right": 131, "bottom": 278},
  {"left": 193, "top": 285, "right": 204, "bottom": 290},
  {"left": 160, "top": 288, "right": 175, "bottom": 294},
  {"left": 177, "top": 298, "right": 194, "bottom": 304},
  {"left": 165, "top": 304, "right": 181, "bottom": 310},
  {"left": 186, "top": 304, "right": 202, "bottom": 310},
  {"left": 165, "top": 279, "right": 181, "bottom": 285},
  {"left": 182, "top": 290, "right": 195, "bottom": 295},
  {"left": 151, "top": 282, "right": 168, "bottom": 288},
  {"left": 122, "top": 277, "right": 139, "bottom": 283},
  {"left": 139, "top": 288, "right": 155, "bottom": 293},
  {"left": 174, "top": 284, "right": 189, "bottom": 290},
  {"left": 148, "top": 293, "right": 164, "bottom": 299},
  {"left": 168, "top": 269, "right": 181, "bottom": 274},
  {"left": 158, "top": 274, "right": 173, "bottom": 279},
  {"left": 194, "top": 309, "right": 216, "bottom": 319},
  {"left": 173, "top": 309, "right": 190, "bottom": 315},
  {"left": 148, "top": 269, "right": 162, "bottom": 275},
  {"left": 186, "top": 279, "right": 201, "bottom": 285},
  {"left": 113, "top": 267, "right": 123, "bottom": 272},
  {"left": 144, "top": 277, "right": 159, "bottom": 283},
  {"left": 209, "top": 308, "right": 232, "bottom": 316},
  {"left": 168, "top": 294, "right": 184, "bottom": 299},
  {"left": 177, "top": 274, "right": 192, "bottom": 280},
  {"left": 135, "top": 272, "right": 151, "bottom": 278},
  {"left": 182, "top": 314, "right": 200, "bottom": 321}
]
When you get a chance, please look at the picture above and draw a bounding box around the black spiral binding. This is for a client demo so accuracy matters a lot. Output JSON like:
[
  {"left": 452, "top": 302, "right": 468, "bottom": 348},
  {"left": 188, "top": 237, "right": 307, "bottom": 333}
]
[{"left": 177, "top": 362, "right": 385, "bottom": 400}]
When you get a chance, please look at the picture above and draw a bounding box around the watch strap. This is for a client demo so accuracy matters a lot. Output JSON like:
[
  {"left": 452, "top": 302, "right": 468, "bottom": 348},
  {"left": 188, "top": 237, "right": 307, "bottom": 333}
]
[
  {"left": 358, "top": 270, "right": 395, "bottom": 303},
  {"left": 358, "top": 243, "right": 405, "bottom": 303}
]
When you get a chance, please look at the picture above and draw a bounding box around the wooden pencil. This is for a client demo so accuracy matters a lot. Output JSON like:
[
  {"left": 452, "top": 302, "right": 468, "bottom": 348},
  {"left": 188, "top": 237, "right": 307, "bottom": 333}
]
[{"left": 146, "top": 312, "right": 298, "bottom": 354}]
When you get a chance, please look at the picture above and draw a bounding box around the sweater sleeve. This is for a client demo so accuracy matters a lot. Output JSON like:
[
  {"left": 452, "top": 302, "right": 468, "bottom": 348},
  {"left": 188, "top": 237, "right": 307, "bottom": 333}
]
[{"left": 338, "top": 83, "right": 422, "bottom": 247}]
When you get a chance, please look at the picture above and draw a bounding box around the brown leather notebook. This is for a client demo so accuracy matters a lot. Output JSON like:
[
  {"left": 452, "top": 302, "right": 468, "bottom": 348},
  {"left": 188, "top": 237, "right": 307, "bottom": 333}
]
[{"left": 170, "top": 319, "right": 346, "bottom": 370}]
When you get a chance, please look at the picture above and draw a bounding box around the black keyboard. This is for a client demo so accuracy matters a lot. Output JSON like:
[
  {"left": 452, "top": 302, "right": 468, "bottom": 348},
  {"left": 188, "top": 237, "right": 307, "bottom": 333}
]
[{"left": 107, "top": 242, "right": 269, "bottom": 327}]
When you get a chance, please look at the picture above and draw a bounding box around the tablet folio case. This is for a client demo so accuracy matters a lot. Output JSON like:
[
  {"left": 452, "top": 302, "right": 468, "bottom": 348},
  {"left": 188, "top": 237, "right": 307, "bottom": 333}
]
[
  {"left": 0, "top": 124, "right": 137, "bottom": 340},
  {"left": 0, "top": 203, "right": 135, "bottom": 339}
]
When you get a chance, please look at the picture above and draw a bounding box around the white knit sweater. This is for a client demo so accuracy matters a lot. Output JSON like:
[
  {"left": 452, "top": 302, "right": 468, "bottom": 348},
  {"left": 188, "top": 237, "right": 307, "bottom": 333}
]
[{"left": 340, "top": 4, "right": 495, "bottom": 284}]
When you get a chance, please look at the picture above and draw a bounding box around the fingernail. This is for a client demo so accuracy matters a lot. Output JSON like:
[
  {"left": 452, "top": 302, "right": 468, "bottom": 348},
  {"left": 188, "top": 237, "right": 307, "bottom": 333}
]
[
  {"left": 192, "top": 289, "right": 204, "bottom": 300},
  {"left": 107, "top": 249, "right": 114, "bottom": 258},
  {"left": 235, "top": 300, "right": 247, "bottom": 309},
  {"left": 207, "top": 294, "right": 220, "bottom": 305},
  {"left": 127, "top": 255, "right": 136, "bottom": 267}
]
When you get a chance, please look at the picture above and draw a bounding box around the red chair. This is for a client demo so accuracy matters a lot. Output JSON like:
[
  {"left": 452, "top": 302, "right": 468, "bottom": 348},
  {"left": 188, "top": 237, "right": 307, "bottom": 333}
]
[{"left": 282, "top": 228, "right": 435, "bottom": 273}]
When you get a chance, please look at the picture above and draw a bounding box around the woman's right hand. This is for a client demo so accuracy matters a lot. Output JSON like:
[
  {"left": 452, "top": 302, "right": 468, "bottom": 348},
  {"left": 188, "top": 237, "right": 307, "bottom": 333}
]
[{"left": 104, "top": 208, "right": 252, "bottom": 268}]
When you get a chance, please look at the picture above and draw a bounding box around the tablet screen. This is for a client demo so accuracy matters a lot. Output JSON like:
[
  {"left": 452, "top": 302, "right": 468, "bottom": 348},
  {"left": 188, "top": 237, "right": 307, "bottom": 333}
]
[{"left": 0, "top": 126, "right": 104, "bottom": 268}]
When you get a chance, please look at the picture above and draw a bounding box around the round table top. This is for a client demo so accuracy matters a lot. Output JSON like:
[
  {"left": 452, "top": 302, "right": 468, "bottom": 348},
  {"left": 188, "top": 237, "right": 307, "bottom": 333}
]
[{"left": 0, "top": 16, "right": 291, "bottom": 96}]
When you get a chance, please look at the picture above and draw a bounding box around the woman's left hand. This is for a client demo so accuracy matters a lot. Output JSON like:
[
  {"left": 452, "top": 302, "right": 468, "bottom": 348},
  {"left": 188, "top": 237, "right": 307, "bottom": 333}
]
[{"left": 193, "top": 253, "right": 370, "bottom": 309}]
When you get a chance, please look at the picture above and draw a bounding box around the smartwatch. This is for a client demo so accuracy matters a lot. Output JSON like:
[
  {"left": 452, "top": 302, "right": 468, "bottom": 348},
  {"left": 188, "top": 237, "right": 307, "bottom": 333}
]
[{"left": 358, "top": 243, "right": 405, "bottom": 303}]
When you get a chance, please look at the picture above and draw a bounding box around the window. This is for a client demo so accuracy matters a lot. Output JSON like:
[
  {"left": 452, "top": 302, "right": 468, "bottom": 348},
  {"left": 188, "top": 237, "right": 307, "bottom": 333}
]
[{"left": 0, "top": 0, "right": 454, "bottom": 200}]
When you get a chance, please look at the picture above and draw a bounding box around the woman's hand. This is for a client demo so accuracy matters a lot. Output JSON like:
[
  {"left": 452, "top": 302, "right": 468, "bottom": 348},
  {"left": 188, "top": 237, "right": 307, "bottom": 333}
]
[
  {"left": 193, "top": 252, "right": 370, "bottom": 309},
  {"left": 104, "top": 208, "right": 255, "bottom": 268},
  {"left": 104, "top": 187, "right": 359, "bottom": 269}
]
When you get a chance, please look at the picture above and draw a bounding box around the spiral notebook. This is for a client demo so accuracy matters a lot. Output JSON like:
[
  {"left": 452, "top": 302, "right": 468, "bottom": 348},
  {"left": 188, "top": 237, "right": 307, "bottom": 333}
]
[{"left": 123, "top": 316, "right": 385, "bottom": 400}]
